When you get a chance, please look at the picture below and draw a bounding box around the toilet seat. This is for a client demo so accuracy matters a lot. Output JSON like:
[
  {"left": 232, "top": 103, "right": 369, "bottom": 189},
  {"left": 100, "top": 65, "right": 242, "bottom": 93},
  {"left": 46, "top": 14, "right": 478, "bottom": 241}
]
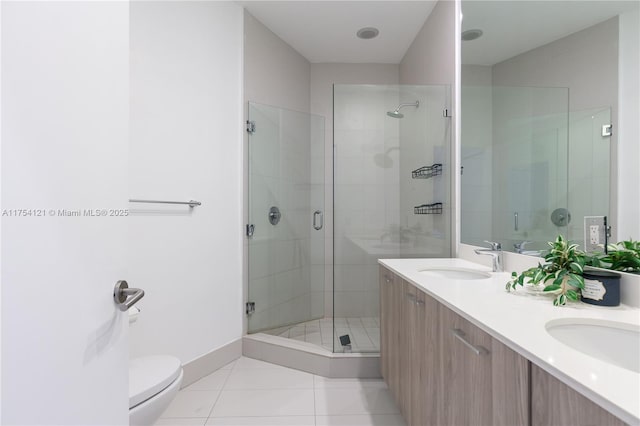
[{"left": 129, "top": 355, "right": 182, "bottom": 409}]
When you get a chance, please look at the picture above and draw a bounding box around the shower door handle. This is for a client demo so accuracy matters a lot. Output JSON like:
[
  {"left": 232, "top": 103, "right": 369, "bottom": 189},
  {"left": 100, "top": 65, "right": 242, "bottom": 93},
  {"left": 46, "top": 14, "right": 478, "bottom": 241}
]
[{"left": 313, "top": 210, "right": 324, "bottom": 230}]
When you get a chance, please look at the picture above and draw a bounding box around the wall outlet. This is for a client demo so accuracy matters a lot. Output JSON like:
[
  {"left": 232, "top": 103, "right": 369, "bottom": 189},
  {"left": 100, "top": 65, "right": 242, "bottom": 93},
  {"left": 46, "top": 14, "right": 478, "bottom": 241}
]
[
  {"left": 590, "top": 225, "right": 600, "bottom": 245},
  {"left": 584, "top": 216, "right": 606, "bottom": 253}
]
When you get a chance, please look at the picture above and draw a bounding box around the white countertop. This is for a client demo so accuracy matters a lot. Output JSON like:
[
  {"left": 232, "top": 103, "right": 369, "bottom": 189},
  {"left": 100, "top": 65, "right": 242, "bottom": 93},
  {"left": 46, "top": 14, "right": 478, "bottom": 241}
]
[{"left": 379, "top": 257, "right": 640, "bottom": 425}]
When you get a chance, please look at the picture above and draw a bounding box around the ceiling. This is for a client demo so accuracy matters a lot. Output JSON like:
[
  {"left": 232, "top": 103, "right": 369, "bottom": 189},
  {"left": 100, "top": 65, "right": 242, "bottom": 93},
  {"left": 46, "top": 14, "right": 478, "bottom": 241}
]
[
  {"left": 462, "top": 1, "right": 640, "bottom": 66},
  {"left": 240, "top": 1, "right": 638, "bottom": 66},
  {"left": 239, "top": 1, "right": 437, "bottom": 64}
]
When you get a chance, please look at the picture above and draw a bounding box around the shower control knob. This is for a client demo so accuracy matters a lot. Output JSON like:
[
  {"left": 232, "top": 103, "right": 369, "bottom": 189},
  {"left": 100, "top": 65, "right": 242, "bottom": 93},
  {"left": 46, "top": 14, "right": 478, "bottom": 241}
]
[{"left": 268, "top": 206, "right": 281, "bottom": 226}]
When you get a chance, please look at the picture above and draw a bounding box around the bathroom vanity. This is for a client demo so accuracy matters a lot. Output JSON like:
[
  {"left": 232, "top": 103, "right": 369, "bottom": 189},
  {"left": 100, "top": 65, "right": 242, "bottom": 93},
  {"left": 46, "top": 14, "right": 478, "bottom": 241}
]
[{"left": 379, "top": 258, "right": 639, "bottom": 426}]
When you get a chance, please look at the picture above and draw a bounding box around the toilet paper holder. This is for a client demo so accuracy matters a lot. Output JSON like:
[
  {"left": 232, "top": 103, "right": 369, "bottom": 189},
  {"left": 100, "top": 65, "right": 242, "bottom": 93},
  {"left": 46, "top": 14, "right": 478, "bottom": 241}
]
[{"left": 114, "top": 280, "right": 145, "bottom": 311}]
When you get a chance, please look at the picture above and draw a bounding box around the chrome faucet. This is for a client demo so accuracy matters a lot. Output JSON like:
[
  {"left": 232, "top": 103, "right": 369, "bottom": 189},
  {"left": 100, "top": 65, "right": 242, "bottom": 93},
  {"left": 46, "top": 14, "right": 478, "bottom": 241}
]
[
  {"left": 514, "top": 240, "right": 531, "bottom": 254},
  {"left": 474, "top": 241, "right": 503, "bottom": 272}
]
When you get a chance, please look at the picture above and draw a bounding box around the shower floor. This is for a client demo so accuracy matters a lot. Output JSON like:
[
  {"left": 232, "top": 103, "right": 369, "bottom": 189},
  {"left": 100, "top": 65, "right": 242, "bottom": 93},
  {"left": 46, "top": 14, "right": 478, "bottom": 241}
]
[{"left": 263, "top": 317, "right": 380, "bottom": 353}]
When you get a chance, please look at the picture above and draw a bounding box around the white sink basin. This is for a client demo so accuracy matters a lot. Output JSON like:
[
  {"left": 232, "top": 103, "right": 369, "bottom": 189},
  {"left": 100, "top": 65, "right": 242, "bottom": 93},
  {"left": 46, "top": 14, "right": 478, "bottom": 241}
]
[
  {"left": 546, "top": 319, "right": 640, "bottom": 373},
  {"left": 418, "top": 267, "right": 492, "bottom": 280}
]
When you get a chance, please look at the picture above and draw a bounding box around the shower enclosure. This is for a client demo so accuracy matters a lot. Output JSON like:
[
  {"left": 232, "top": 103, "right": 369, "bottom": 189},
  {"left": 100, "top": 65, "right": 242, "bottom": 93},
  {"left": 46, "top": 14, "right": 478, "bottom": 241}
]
[
  {"left": 246, "top": 84, "right": 451, "bottom": 353},
  {"left": 246, "top": 102, "right": 326, "bottom": 334},
  {"left": 460, "top": 84, "right": 611, "bottom": 252},
  {"left": 332, "top": 84, "right": 451, "bottom": 353}
]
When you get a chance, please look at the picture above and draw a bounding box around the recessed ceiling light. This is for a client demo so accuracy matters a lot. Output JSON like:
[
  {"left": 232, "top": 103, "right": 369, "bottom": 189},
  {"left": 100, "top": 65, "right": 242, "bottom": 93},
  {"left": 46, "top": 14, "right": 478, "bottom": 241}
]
[
  {"left": 461, "top": 29, "right": 483, "bottom": 41},
  {"left": 357, "top": 27, "right": 379, "bottom": 40}
]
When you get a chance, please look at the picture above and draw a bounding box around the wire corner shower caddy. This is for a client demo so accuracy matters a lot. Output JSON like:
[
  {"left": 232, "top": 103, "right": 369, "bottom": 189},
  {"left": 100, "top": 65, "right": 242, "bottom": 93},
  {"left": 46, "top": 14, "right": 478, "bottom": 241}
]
[
  {"left": 411, "top": 163, "right": 443, "bottom": 179},
  {"left": 414, "top": 202, "right": 443, "bottom": 215}
]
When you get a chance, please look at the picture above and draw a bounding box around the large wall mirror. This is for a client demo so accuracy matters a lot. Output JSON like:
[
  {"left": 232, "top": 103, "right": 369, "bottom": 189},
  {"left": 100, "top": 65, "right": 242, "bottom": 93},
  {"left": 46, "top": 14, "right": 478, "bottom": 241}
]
[{"left": 460, "top": 0, "right": 639, "bottom": 255}]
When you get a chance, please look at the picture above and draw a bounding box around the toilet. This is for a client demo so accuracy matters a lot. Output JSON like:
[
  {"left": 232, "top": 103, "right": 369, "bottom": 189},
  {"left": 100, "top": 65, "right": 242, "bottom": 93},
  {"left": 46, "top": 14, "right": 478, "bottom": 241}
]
[{"left": 129, "top": 355, "right": 184, "bottom": 426}]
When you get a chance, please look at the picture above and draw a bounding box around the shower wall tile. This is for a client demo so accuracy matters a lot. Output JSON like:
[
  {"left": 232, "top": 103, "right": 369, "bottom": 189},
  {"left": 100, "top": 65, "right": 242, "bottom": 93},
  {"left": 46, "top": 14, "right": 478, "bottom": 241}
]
[
  {"left": 334, "top": 265, "right": 366, "bottom": 292},
  {"left": 363, "top": 265, "right": 380, "bottom": 292},
  {"left": 274, "top": 239, "right": 298, "bottom": 272},
  {"left": 274, "top": 270, "right": 296, "bottom": 299},
  {"left": 310, "top": 236, "right": 325, "bottom": 265},
  {"left": 333, "top": 291, "right": 366, "bottom": 318},
  {"left": 361, "top": 167, "right": 387, "bottom": 189},
  {"left": 310, "top": 292, "right": 324, "bottom": 319},
  {"left": 362, "top": 185, "right": 386, "bottom": 212},
  {"left": 363, "top": 129, "right": 387, "bottom": 156},
  {"left": 310, "top": 184, "right": 325, "bottom": 209},
  {"left": 333, "top": 130, "right": 365, "bottom": 157},
  {"left": 324, "top": 290, "right": 333, "bottom": 318},
  {"left": 334, "top": 156, "right": 366, "bottom": 185},
  {"left": 333, "top": 86, "right": 402, "bottom": 318},
  {"left": 248, "top": 277, "right": 274, "bottom": 316},
  {"left": 248, "top": 241, "right": 273, "bottom": 279},
  {"left": 335, "top": 184, "right": 365, "bottom": 211},
  {"left": 363, "top": 291, "right": 380, "bottom": 317},
  {"left": 310, "top": 266, "right": 325, "bottom": 292}
]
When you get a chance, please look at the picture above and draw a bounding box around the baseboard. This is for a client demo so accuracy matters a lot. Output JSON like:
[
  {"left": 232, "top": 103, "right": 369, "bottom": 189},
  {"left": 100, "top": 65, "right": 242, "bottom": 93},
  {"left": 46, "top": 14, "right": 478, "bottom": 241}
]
[
  {"left": 243, "top": 333, "right": 380, "bottom": 378},
  {"left": 181, "top": 338, "right": 242, "bottom": 388}
]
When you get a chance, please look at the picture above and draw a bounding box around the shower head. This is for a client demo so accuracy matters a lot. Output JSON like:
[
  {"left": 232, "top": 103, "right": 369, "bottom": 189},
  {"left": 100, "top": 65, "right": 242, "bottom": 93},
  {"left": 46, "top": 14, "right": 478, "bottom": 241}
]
[
  {"left": 386, "top": 110, "right": 404, "bottom": 119},
  {"left": 386, "top": 100, "right": 419, "bottom": 119}
]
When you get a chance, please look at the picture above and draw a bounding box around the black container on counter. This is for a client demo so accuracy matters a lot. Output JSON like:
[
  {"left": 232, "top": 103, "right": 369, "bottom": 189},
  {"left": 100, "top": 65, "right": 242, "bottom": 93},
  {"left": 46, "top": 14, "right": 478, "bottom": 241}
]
[{"left": 581, "top": 269, "right": 621, "bottom": 307}]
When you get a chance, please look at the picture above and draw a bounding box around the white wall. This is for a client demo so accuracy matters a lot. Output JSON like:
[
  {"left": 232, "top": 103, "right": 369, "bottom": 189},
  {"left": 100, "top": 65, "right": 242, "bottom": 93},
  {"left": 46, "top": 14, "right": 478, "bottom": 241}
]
[
  {"left": 310, "top": 64, "right": 399, "bottom": 317},
  {"left": 243, "top": 11, "right": 322, "bottom": 332},
  {"left": 492, "top": 18, "right": 619, "bottom": 112},
  {"left": 492, "top": 18, "right": 619, "bottom": 244},
  {"left": 399, "top": 0, "right": 457, "bottom": 86},
  {"left": 399, "top": 0, "right": 457, "bottom": 257},
  {"left": 244, "top": 11, "right": 310, "bottom": 113},
  {"left": 128, "top": 1, "right": 244, "bottom": 363},
  {"left": 617, "top": 7, "right": 640, "bottom": 241}
]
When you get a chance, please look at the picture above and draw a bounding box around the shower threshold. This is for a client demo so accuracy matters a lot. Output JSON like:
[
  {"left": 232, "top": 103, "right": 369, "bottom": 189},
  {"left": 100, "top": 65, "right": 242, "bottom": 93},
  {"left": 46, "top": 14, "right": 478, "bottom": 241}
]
[
  {"left": 244, "top": 316, "right": 380, "bottom": 377},
  {"left": 242, "top": 332, "right": 380, "bottom": 378},
  {"left": 262, "top": 317, "right": 380, "bottom": 353}
]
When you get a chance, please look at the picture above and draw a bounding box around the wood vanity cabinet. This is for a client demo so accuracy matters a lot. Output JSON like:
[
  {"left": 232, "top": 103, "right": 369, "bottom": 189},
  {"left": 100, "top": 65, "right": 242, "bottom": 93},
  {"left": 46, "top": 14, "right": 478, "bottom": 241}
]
[
  {"left": 439, "top": 303, "right": 529, "bottom": 426},
  {"left": 379, "top": 266, "right": 402, "bottom": 404},
  {"left": 411, "top": 283, "right": 440, "bottom": 426},
  {"left": 380, "top": 266, "right": 630, "bottom": 426},
  {"left": 531, "top": 364, "right": 628, "bottom": 426},
  {"left": 399, "top": 281, "right": 416, "bottom": 419},
  {"left": 380, "top": 266, "right": 529, "bottom": 426},
  {"left": 439, "top": 303, "right": 493, "bottom": 425},
  {"left": 379, "top": 266, "right": 391, "bottom": 380},
  {"left": 380, "top": 266, "right": 424, "bottom": 420}
]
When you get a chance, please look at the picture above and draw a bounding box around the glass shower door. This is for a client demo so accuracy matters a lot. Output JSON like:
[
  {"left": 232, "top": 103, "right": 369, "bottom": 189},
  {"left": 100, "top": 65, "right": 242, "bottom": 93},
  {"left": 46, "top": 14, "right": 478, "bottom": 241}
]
[
  {"left": 567, "top": 106, "right": 611, "bottom": 248},
  {"left": 332, "top": 84, "right": 452, "bottom": 353},
  {"left": 247, "top": 102, "right": 325, "bottom": 334},
  {"left": 492, "top": 86, "right": 570, "bottom": 252}
]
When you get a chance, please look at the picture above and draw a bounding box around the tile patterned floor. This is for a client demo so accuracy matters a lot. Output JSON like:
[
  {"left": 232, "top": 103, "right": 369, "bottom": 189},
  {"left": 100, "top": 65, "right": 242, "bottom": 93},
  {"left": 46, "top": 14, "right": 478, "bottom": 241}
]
[
  {"left": 156, "top": 357, "right": 404, "bottom": 426},
  {"left": 264, "top": 317, "right": 380, "bottom": 353}
]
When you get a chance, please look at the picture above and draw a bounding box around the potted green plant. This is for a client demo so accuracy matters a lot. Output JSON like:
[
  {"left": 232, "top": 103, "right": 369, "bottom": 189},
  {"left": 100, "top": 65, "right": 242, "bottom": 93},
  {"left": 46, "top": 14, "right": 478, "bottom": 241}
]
[
  {"left": 587, "top": 239, "right": 640, "bottom": 273},
  {"left": 506, "top": 234, "right": 586, "bottom": 306}
]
